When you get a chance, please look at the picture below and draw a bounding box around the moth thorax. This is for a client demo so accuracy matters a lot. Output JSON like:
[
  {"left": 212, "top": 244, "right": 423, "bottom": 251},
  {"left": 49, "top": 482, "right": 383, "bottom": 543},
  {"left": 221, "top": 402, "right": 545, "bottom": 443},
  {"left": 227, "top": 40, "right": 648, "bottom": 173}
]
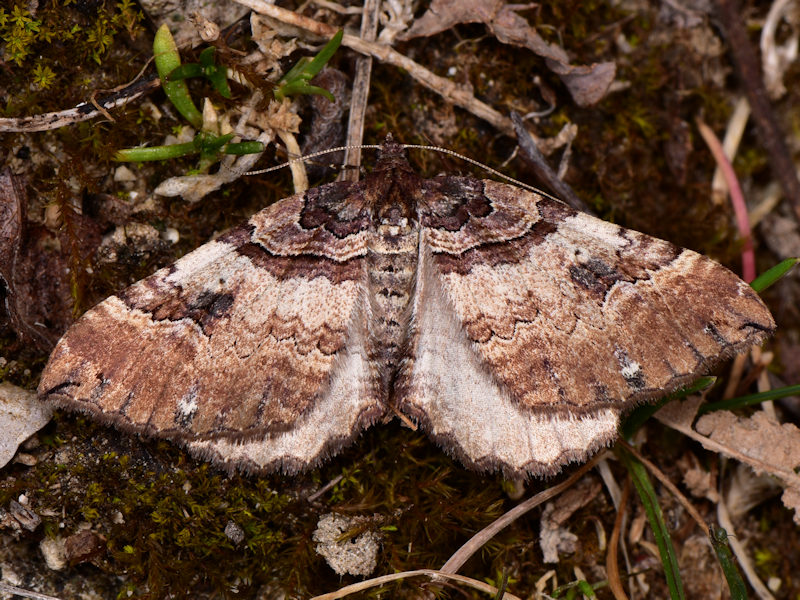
[{"left": 366, "top": 218, "right": 419, "bottom": 394}]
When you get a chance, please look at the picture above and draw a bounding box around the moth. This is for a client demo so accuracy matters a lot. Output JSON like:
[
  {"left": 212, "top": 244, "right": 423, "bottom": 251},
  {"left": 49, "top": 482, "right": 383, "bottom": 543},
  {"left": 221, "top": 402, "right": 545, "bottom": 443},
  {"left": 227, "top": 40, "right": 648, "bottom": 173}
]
[{"left": 38, "top": 139, "right": 774, "bottom": 477}]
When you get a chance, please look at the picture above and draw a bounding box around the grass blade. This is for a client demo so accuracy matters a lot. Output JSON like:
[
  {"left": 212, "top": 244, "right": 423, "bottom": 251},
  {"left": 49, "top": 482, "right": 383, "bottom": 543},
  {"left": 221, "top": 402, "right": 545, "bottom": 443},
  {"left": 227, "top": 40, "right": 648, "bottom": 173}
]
[
  {"left": 750, "top": 257, "right": 799, "bottom": 292},
  {"left": 710, "top": 526, "right": 748, "bottom": 600},
  {"left": 618, "top": 446, "right": 685, "bottom": 600}
]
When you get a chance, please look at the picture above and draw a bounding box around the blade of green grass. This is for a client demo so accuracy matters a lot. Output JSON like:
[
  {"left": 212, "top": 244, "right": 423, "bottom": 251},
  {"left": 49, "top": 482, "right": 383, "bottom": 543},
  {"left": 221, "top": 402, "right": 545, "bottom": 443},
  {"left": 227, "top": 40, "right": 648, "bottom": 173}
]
[
  {"left": 697, "top": 383, "right": 800, "bottom": 415},
  {"left": 750, "top": 257, "right": 799, "bottom": 292},
  {"left": 275, "top": 30, "right": 343, "bottom": 101},
  {"left": 618, "top": 446, "right": 685, "bottom": 600},
  {"left": 710, "top": 526, "right": 748, "bottom": 600},
  {"left": 114, "top": 141, "right": 198, "bottom": 162}
]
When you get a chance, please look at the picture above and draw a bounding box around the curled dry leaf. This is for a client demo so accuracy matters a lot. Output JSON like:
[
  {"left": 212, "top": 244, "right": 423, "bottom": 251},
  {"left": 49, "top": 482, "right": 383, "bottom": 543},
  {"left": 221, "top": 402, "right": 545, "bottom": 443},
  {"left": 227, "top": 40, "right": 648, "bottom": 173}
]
[
  {"left": 399, "top": 0, "right": 616, "bottom": 106},
  {"left": 695, "top": 410, "right": 800, "bottom": 525},
  {"left": 0, "top": 382, "right": 53, "bottom": 470}
]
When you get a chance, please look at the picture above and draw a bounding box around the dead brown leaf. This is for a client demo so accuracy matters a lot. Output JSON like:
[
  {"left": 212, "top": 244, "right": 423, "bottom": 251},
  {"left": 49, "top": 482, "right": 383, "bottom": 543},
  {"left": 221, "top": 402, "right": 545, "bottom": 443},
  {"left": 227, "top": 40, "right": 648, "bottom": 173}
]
[
  {"left": 695, "top": 410, "right": 800, "bottom": 524},
  {"left": 399, "top": 0, "right": 616, "bottom": 106}
]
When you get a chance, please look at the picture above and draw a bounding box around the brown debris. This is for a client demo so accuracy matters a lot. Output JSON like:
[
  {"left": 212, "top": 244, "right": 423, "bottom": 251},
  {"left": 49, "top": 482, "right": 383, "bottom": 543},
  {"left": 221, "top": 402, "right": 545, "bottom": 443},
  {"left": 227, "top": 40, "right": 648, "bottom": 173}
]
[
  {"left": 539, "top": 477, "right": 601, "bottom": 562},
  {"left": 0, "top": 169, "right": 98, "bottom": 350},
  {"left": 400, "top": 0, "right": 616, "bottom": 106},
  {"left": 64, "top": 530, "right": 106, "bottom": 566},
  {"left": 695, "top": 410, "right": 800, "bottom": 524}
]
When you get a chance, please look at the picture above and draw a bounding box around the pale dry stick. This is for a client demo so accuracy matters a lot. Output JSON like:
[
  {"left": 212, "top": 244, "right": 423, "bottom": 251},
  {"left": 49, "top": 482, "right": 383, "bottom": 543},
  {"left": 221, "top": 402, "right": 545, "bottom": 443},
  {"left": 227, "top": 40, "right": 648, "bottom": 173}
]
[
  {"left": 710, "top": 97, "right": 750, "bottom": 206},
  {"left": 617, "top": 439, "right": 709, "bottom": 537},
  {"left": 306, "top": 474, "right": 344, "bottom": 502},
  {"left": 309, "top": 568, "right": 522, "bottom": 600},
  {"left": 717, "top": 493, "right": 775, "bottom": 600},
  {"left": 231, "top": 0, "right": 517, "bottom": 137},
  {"left": 0, "top": 78, "right": 159, "bottom": 133},
  {"left": 606, "top": 478, "right": 632, "bottom": 600},
  {"left": 721, "top": 354, "right": 749, "bottom": 402},
  {"left": 278, "top": 129, "right": 309, "bottom": 192},
  {"left": 761, "top": 0, "right": 797, "bottom": 100},
  {"left": 439, "top": 452, "right": 607, "bottom": 575},
  {"left": 0, "top": 582, "right": 64, "bottom": 600},
  {"left": 309, "top": 0, "right": 365, "bottom": 14},
  {"left": 749, "top": 182, "right": 783, "bottom": 227},
  {"left": 753, "top": 347, "right": 777, "bottom": 421},
  {"left": 340, "top": 0, "right": 380, "bottom": 182}
]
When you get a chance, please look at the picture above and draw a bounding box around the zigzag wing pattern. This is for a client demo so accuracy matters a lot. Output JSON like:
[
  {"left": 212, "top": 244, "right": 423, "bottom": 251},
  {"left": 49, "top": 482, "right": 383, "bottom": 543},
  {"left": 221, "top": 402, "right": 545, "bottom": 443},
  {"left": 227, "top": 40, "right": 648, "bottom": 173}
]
[
  {"left": 39, "top": 183, "right": 385, "bottom": 473},
  {"left": 397, "top": 178, "right": 774, "bottom": 476}
]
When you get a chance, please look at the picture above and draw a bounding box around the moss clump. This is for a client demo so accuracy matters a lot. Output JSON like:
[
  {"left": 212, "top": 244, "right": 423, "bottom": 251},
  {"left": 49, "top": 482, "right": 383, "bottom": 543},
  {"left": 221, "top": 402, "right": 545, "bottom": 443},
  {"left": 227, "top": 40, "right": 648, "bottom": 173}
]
[
  {"left": 3, "top": 412, "right": 551, "bottom": 598},
  {"left": 0, "top": 0, "right": 143, "bottom": 68}
]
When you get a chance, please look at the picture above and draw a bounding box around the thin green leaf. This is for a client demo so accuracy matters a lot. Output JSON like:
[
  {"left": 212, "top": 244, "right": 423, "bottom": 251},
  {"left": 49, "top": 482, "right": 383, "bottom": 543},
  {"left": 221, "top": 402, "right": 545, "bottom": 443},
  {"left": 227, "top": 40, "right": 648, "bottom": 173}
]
[
  {"left": 491, "top": 572, "right": 509, "bottom": 600},
  {"left": 618, "top": 446, "right": 685, "bottom": 600},
  {"left": 199, "top": 48, "right": 232, "bottom": 98},
  {"left": 576, "top": 581, "right": 596, "bottom": 597},
  {"left": 206, "top": 68, "right": 232, "bottom": 98},
  {"left": 619, "top": 377, "right": 716, "bottom": 439},
  {"left": 199, "top": 132, "right": 234, "bottom": 155},
  {"left": 710, "top": 526, "right": 748, "bottom": 600},
  {"left": 153, "top": 24, "right": 203, "bottom": 128},
  {"left": 224, "top": 141, "right": 265, "bottom": 155},
  {"left": 166, "top": 63, "right": 204, "bottom": 81},
  {"left": 199, "top": 46, "right": 216, "bottom": 67},
  {"left": 114, "top": 141, "right": 198, "bottom": 162},
  {"left": 276, "top": 82, "right": 334, "bottom": 102},
  {"left": 165, "top": 47, "right": 232, "bottom": 98},
  {"left": 297, "top": 29, "right": 343, "bottom": 79},
  {"left": 750, "top": 257, "right": 799, "bottom": 292},
  {"left": 697, "top": 383, "right": 800, "bottom": 415},
  {"left": 274, "top": 30, "right": 343, "bottom": 101}
]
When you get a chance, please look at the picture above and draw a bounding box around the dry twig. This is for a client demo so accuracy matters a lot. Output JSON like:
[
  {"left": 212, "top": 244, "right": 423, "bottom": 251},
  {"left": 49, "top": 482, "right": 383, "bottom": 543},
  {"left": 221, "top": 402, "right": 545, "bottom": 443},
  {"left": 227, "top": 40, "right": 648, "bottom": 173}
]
[
  {"left": 340, "top": 0, "right": 380, "bottom": 181},
  {"left": 232, "top": 0, "right": 517, "bottom": 136},
  {"left": 439, "top": 452, "right": 607, "bottom": 574}
]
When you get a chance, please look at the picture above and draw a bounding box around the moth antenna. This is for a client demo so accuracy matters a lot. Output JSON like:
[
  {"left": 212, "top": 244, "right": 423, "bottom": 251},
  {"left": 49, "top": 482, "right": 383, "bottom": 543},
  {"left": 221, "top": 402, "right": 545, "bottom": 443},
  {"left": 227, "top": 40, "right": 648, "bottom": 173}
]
[
  {"left": 243, "top": 142, "right": 560, "bottom": 202},
  {"left": 243, "top": 144, "right": 383, "bottom": 176},
  {"left": 400, "top": 143, "right": 558, "bottom": 200}
]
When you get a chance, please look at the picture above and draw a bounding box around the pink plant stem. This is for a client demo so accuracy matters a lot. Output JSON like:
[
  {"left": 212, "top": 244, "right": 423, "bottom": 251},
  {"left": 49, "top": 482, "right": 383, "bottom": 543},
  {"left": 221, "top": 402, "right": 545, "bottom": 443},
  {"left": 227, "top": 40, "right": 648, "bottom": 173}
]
[{"left": 696, "top": 118, "right": 756, "bottom": 283}]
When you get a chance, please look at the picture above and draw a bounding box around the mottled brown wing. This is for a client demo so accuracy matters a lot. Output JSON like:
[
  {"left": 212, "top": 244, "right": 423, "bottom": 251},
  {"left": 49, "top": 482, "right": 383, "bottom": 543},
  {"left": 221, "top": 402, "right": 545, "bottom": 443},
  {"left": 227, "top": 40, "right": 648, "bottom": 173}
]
[
  {"left": 398, "top": 178, "right": 774, "bottom": 477},
  {"left": 39, "top": 185, "right": 384, "bottom": 473}
]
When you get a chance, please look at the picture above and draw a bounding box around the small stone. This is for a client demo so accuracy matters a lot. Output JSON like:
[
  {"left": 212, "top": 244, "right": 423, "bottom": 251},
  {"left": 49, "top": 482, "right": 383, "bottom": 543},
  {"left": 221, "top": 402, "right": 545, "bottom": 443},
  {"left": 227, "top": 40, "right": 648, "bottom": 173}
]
[
  {"left": 114, "top": 165, "right": 137, "bottom": 183},
  {"left": 40, "top": 537, "right": 67, "bottom": 571},
  {"left": 13, "top": 452, "right": 37, "bottom": 466},
  {"left": 162, "top": 227, "right": 180, "bottom": 244},
  {"left": 313, "top": 513, "right": 379, "bottom": 577},
  {"left": 65, "top": 530, "right": 106, "bottom": 564},
  {"left": 224, "top": 520, "right": 245, "bottom": 545}
]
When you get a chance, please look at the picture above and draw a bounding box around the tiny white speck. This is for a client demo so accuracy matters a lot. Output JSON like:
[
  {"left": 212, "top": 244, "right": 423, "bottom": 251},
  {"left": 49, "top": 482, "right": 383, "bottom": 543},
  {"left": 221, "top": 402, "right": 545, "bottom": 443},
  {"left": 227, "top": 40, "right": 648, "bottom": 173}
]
[
  {"left": 177, "top": 391, "right": 198, "bottom": 418},
  {"left": 621, "top": 361, "right": 641, "bottom": 379}
]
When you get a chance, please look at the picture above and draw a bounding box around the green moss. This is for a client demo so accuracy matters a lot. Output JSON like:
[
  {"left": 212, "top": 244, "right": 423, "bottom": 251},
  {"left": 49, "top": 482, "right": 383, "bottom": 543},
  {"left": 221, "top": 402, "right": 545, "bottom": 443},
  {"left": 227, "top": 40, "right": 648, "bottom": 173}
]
[
  {"left": 0, "top": 1, "right": 143, "bottom": 67},
  {"left": 2, "top": 413, "right": 542, "bottom": 597}
]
